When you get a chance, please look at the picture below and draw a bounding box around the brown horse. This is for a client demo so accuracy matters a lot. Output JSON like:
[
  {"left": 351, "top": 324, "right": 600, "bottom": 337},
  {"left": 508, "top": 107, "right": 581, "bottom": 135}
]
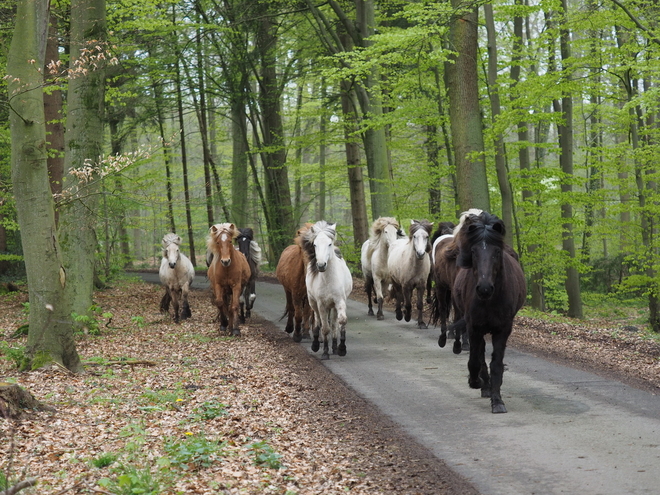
[
  {"left": 276, "top": 223, "right": 313, "bottom": 343},
  {"left": 207, "top": 223, "right": 251, "bottom": 336}
]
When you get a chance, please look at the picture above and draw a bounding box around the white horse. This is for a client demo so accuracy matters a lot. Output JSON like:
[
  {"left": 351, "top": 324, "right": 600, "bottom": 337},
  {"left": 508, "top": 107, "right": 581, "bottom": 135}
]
[
  {"left": 159, "top": 233, "right": 195, "bottom": 323},
  {"left": 387, "top": 219, "right": 434, "bottom": 328},
  {"left": 301, "top": 221, "right": 353, "bottom": 360},
  {"left": 360, "top": 217, "right": 400, "bottom": 319}
]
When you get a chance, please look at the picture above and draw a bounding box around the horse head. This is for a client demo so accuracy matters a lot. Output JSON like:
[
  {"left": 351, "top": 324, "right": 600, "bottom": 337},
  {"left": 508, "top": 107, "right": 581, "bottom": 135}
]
[
  {"left": 237, "top": 228, "right": 254, "bottom": 257},
  {"left": 209, "top": 223, "right": 238, "bottom": 267},
  {"left": 162, "top": 234, "right": 182, "bottom": 269},
  {"left": 456, "top": 212, "right": 506, "bottom": 300},
  {"left": 410, "top": 220, "right": 434, "bottom": 260},
  {"left": 303, "top": 221, "right": 337, "bottom": 273}
]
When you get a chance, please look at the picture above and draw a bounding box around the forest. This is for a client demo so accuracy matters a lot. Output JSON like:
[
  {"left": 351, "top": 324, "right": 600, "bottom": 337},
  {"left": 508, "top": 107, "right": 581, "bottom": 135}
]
[{"left": 1, "top": 0, "right": 660, "bottom": 370}]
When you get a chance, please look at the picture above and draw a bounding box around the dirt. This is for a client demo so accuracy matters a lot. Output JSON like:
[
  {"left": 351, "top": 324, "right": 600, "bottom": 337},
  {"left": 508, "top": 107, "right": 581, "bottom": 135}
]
[{"left": 0, "top": 274, "right": 658, "bottom": 495}]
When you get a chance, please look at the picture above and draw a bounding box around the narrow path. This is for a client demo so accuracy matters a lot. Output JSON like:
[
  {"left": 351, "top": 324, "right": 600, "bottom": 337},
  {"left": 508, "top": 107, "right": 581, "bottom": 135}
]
[{"left": 253, "top": 280, "right": 659, "bottom": 495}]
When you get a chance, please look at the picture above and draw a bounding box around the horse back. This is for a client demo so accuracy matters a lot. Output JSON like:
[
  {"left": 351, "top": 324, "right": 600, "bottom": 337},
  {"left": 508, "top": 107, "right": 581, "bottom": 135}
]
[
  {"left": 432, "top": 237, "right": 458, "bottom": 288},
  {"left": 276, "top": 244, "right": 307, "bottom": 295}
]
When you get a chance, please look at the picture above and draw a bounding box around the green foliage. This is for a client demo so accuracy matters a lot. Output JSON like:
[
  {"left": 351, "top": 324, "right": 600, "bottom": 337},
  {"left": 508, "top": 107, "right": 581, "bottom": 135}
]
[
  {"left": 130, "top": 316, "right": 146, "bottom": 329},
  {"left": 30, "top": 351, "right": 53, "bottom": 371},
  {"left": 191, "top": 401, "right": 229, "bottom": 421},
  {"left": 91, "top": 452, "right": 119, "bottom": 469},
  {"left": 72, "top": 305, "right": 113, "bottom": 336},
  {"left": 0, "top": 340, "right": 26, "bottom": 368},
  {"left": 98, "top": 465, "right": 161, "bottom": 495},
  {"left": 163, "top": 434, "right": 226, "bottom": 471},
  {"left": 248, "top": 440, "right": 283, "bottom": 470}
]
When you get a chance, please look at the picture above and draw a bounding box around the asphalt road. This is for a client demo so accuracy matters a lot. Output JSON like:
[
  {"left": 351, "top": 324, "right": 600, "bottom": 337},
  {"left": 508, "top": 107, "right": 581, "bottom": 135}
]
[{"left": 147, "top": 273, "right": 660, "bottom": 495}]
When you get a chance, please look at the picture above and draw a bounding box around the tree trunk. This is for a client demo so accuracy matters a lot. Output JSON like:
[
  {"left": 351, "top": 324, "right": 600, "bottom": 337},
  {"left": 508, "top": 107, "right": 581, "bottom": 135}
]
[
  {"left": 341, "top": 79, "right": 369, "bottom": 248},
  {"left": 556, "top": 0, "right": 582, "bottom": 318},
  {"left": 256, "top": 14, "right": 294, "bottom": 260},
  {"left": 44, "top": 11, "right": 64, "bottom": 225},
  {"left": 58, "top": 0, "right": 107, "bottom": 317},
  {"left": 7, "top": 0, "right": 82, "bottom": 372},
  {"left": 446, "top": 1, "right": 490, "bottom": 212},
  {"left": 484, "top": 4, "right": 514, "bottom": 245}
]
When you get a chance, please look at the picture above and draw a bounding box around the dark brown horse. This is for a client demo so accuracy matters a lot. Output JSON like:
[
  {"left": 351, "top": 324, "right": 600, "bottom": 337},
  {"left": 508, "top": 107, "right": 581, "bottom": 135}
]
[
  {"left": 450, "top": 211, "right": 526, "bottom": 414},
  {"left": 236, "top": 228, "right": 262, "bottom": 323},
  {"left": 276, "top": 224, "right": 313, "bottom": 343},
  {"left": 207, "top": 223, "right": 251, "bottom": 337}
]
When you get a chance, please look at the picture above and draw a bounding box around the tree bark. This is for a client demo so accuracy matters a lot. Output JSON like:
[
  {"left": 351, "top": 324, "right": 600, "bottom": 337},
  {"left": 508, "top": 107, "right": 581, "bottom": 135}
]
[
  {"left": 58, "top": 0, "right": 107, "bottom": 317},
  {"left": 446, "top": 2, "right": 490, "bottom": 212},
  {"left": 7, "top": 0, "right": 82, "bottom": 372}
]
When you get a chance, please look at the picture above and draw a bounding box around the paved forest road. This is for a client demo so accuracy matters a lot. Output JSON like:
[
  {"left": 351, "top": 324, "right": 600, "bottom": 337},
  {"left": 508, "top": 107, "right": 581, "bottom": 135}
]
[{"left": 147, "top": 273, "right": 660, "bottom": 495}]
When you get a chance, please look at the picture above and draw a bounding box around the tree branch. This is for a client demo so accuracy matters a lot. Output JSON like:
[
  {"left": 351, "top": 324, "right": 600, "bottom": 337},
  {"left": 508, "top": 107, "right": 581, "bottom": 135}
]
[{"left": 0, "top": 478, "right": 38, "bottom": 495}]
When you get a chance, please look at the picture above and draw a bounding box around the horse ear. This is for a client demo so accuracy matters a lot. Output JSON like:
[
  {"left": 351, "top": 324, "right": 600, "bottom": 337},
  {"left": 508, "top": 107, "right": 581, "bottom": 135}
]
[
  {"left": 329, "top": 223, "right": 337, "bottom": 232},
  {"left": 211, "top": 225, "right": 218, "bottom": 234},
  {"left": 493, "top": 220, "right": 506, "bottom": 236},
  {"left": 176, "top": 236, "right": 182, "bottom": 245}
]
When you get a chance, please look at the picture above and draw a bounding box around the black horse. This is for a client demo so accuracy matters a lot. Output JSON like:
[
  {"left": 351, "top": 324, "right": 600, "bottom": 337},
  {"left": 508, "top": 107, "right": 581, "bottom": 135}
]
[
  {"left": 236, "top": 228, "right": 262, "bottom": 323},
  {"left": 449, "top": 211, "right": 526, "bottom": 414}
]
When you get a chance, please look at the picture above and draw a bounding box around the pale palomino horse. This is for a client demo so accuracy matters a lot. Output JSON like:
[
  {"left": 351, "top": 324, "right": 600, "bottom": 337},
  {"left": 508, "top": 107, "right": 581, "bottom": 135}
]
[
  {"left": 387, "top": 220, "right": 434, "bottom": 328},
  {"left": 301, "top": 221, "right": 353, "bottom": 359},
  {"left": 207, "top": 223, "right": 251, "bottom": 336},
  {"left": 159, "top": 233, "right": 195, "bottom": 323},
  {"left": 360, "top": 217, "right": 400, "bottom": 320}
]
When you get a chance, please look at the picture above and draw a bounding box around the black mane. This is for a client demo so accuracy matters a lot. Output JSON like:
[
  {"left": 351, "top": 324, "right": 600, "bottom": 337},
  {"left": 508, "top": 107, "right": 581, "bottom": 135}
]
[{"left": 456, "top": 212, "right": 505, "bottom": 268}]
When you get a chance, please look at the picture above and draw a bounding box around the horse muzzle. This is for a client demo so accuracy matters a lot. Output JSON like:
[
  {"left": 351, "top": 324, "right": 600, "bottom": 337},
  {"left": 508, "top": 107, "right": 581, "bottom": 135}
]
[
  {"left": 169, "top": 262, "right": 177, "bottom": 269},
  {"left": 476, "top": 283, "right": 494, "bottom": 300},
  {"left": 316, "top": 262, "right": 327, "bottom": 272},
  {"left": 221, "top": 259, "right": 231, "bottom": 267},
  {"left": 415, "top": 251, "right": 426, "bottom": 260}
]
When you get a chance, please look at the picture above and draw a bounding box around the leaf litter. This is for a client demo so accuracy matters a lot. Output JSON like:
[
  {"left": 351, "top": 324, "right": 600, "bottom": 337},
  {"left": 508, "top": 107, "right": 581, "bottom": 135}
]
[{"left": 1, "top": 280, "right": 477, "bottom": 495}]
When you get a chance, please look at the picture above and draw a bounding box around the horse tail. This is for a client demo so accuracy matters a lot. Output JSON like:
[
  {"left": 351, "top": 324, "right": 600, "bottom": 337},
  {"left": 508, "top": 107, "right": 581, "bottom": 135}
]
[{"left": 429, "top": 291, "right": 440, "bottom": 325}]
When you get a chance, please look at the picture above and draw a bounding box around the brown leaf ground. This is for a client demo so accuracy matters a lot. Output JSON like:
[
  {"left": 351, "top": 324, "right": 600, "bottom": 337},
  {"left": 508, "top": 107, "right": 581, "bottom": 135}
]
[
  {"left": 2, "top": 275, "right": 659, "bottom": 494},
  {"left": 0, "top": 279, "right": 478, "bottom": 495}
]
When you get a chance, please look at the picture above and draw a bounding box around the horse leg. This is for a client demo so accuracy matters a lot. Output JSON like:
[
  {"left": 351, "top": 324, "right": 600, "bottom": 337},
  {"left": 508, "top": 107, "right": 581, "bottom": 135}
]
[
  {"left": 160, "top": 289, "right": 171, "bottom": 316},
  {"left": 247, "top": 279, "right": 256, "bottom": 317},
  {"left": 402, "top": 285, "right": 413, "bottom": 323},
  {"left": 391, "top": 282, "right": 403, "bottom": 321},
  {"left": 181, "top": 283, "right": 192, "bottom": 320},
  {"left": 230, "top": 285, "right": 242, "bottom": 337},
  {"left": 416, "top": 284, "right": 427, "bottom": 329},
  {"left": 425, "top": 272, "right": 433, "bottom": 305},
  {"left": 336, "top": 301, "right": 348, "bottom": 357},
  {"left": 239, "top": 288, "right": 246, "bottom": 324},
  {"left": 284, "top": 291, "right": 295, "bottom": 334},
  {"left": 374, "top": 275, "right": 385, "bottom": 320},
  {"left": 301, "top": 300, "right": 312, "bottom": 340},
  {"left": 489, "top": 330, "right": 510, "bottom": 414},
  {"left": 316, "top": 304, "right": 331, "bottom": 360},
  {"left": 171, "top": 288, "right": 181, "bottom": 323},
  {"left": 329, "top": 308, "right": 338, "bottom": 355},
  {"left": 365, "top": 275, "right": 375, "bottom": 316},
  {"left": 309, "top": 299, "right": 321, "bottom": 353},
  {"left": 293, "top": 299, "right": 304, "bottom": 343},
  {"left": 467, "top": 331, "right": 487, "bottom": 391}
]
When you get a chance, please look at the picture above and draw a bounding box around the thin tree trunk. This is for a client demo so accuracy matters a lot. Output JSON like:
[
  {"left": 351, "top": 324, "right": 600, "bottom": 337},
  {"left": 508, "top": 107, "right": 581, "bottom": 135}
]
[
  {"left": 484, "top": 3, "right": 514, "bottom": 245},
  {"left": 319, "top": 81, "right": 327, "bottom": 219},
  {"left": 152, "top": 78, "right": 176, "bottom": 233}
]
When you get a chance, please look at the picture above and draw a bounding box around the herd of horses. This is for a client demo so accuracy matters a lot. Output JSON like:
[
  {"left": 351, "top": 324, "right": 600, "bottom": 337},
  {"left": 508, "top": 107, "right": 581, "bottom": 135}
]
[{"left": 157, "top": 210, "right": 526, "bottom": 413}]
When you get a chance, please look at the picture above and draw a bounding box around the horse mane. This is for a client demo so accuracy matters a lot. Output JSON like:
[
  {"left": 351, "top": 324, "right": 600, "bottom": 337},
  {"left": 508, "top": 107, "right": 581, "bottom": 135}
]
[
  {"left": 453, "top": 208, "right": 483, "bottom": 236},
  {"left": 162, "top": 233, "right": 181, "bottom": 248},
  {"left": 206, "top": 223, "right": 238, "bottom": 255},
  {"left": 455, "top": 211, "right": 505, "bottom": 268},
  {"left": 367, "top": 217, "right": 399, "bottom": 257},
  {"left": 409, "top": 219, "right": 434, "bottom": 238},
  {"left": 294, "top": 223, "right": 314, "bottom": 247},
  {"left": 301, "top": 221, "right": 336, "bottom": 275}
]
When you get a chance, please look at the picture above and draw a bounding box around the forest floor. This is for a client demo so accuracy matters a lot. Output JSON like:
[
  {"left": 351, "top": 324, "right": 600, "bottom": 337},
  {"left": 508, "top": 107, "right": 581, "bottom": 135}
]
[{"left": 0, "top": 274, "right": 659, "bottom": 495}]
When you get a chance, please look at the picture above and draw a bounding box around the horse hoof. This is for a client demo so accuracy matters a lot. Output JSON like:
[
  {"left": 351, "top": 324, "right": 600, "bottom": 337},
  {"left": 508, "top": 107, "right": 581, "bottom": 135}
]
[
  {"left": 395, "top": 311, "right": 403, "bottom": 321},
  {"left": 468, "top": 378, "right": 481, "bottom": 390},
  {"left": 338, "top": 345, "right": 346, "bottom": 357},
  {"left": 377, "top": 314, "right": 384, "bottom": 321},
  {"left": 404, "top": 313, "right": 411, "bottom": 323},
  {"left": 292, "top": 332, "right": 302, "bottom": 343},
  {"left": 311, "top": 339, "right": 320, "bottom": 353},
  {"left": 368, "top": 309, "right": 375, "bottom": 316},
  {"left": 492, "top": 403, "right": 507, "bottom": 414},
  {"left": 285, "top": 324, "right": 294, "bottom": 334},
  {"left": 438, "top": 334, "right": 447, "bottom": 348},
  {"left": 453, "top": 341, "right": 462, "bottom": 354},
  {"left": 232, "top": 329, "right": 241, "bottom": 337},
  {"left": 321, "top": 353, "right": 330, "bottom": 360}
]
